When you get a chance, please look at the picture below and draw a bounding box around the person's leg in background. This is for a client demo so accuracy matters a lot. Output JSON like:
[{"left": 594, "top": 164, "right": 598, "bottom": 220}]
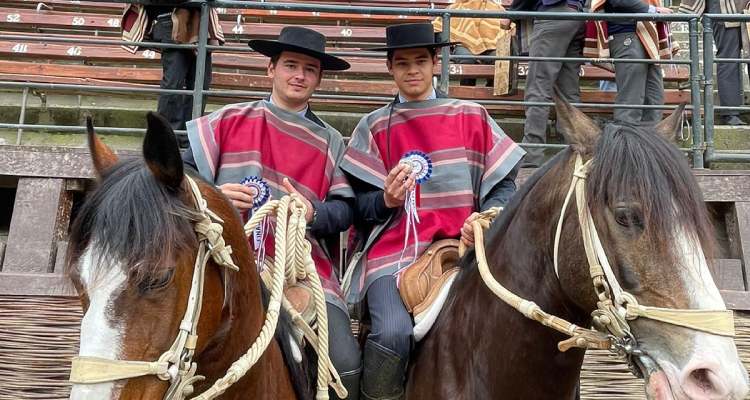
[
  {"left": 642, "top": 63, "right": 665, "bottom": 123},
  {"left": 712, "top": 20, "right": 746, "bottom": 125},
  {"left": 453, "top": 45, "right": 478, "bottom": 86},
  {"left": 610, "top": 32, "right": 649, "bottom": 123},
  {"left": 181, "top": 50, "right": 213, "bottom": 147},
  {"left": 521, "top": 6, "right": 584, "bottom": 167},
  {"left": 152, "top": 16, "right": 191, "bottom": 133}
]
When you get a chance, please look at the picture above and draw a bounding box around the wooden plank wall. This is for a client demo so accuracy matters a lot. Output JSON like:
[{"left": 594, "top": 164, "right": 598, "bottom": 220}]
[{"left": 1, "top": 146, "right": 750, "bottom": 309}]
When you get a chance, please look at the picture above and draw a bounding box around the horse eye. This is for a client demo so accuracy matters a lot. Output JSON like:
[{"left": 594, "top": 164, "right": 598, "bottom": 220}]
[
  {"left": 614, "top": 206, "right": 643, "bottom": 229},
  {"left": 138, "top": 269, "right": 174, "bottom": 293}
]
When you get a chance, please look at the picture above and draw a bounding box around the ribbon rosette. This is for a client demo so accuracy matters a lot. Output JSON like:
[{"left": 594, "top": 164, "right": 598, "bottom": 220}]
[
  {"left": 241, "top": 176, "right": 271, "bottom": 270},
  {"left": 397, "top": 151, "right": 432, "bottom": 272}
]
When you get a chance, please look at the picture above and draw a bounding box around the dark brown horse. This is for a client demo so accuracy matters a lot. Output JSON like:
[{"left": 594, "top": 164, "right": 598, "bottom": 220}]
[
  {"left": 407, "top": 98, "right": 749, "bottom": 400},
  {"left": 67, "top": 113, "right": 311, "bottom": 399}
]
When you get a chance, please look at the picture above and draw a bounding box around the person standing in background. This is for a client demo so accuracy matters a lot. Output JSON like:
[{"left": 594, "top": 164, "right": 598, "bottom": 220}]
[{"left": 121, "top": 3, "right": 224, "bottom": 145}]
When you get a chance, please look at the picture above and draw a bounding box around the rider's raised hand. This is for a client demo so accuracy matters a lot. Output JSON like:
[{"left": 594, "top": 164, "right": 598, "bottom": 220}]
[
  {"left": 219, "top": 183, "right": 256, "bottom": 211},
  {"left": 282, "top": 178, "right": 314, "bottom": 223},
  {"left": 384, "top": 163, "right": 416, "bottom": 208}
]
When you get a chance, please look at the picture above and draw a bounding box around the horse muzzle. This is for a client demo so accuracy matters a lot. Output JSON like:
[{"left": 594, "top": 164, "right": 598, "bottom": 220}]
[{"left": 638, "top": 350, "right": 749, "bottom": 400}]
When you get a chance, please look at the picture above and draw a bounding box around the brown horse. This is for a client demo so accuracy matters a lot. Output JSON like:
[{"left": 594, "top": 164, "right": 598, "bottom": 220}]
[
  {"left": 67, "top": 113, "right": 311, "bottom": 399},
  {"left": 407, "top": 98, "right": 750, "bottom": 400}
]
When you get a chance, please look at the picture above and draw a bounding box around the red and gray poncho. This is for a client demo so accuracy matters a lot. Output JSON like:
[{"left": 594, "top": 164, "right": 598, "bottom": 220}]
[
  {"left": 341, "top": 98, "right": 525, "bottom": 304},
  {"left": 186, "top": 100, "right": 353, "bottom": 311}
]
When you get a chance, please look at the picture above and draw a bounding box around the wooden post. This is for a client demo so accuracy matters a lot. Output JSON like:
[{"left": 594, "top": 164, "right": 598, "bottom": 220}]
[
  {"left": 728, "top": 202, "right": 750, "bottom": 291},
  {"left": 493, "top": 27, "right": 516, "bottom": 96},
  {"left": 1, "top": 178, "right": 72, "bottom": 274}
]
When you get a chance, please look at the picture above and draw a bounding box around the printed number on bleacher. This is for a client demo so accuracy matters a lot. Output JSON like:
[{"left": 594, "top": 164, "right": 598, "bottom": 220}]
[
  {"left": 67, "top": 46, "right": 82, "bottom": 56},
  {"left": 340, "top": 28, "right": 353, "bottom": 37},
  {"left": 449, "top": 65, "right": 464, "bottom": 75},
  {"left": 72, "top": 16, "right": 85, "bottom": 26},
  {"left": 107, "top": 18, "right": 120, "bottom": 28},
  {"left": 6, "top": 14, "right": 21, "bottom": 23},
  {"left": 142, "top": 50, "right": 157, "bottom": 59},
  {"left": 11, "top": 43, "right": 28, "bottom": 53}
]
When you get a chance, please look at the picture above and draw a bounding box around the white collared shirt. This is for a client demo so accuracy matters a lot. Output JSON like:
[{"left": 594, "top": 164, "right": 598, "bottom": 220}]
[{"left": 398, "top": 87, "right": 437, "bottom": 103}]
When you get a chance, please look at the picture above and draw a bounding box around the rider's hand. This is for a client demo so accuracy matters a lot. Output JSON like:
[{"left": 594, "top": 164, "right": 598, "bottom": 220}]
[
  {"left": 219, "top": 183, "right": 257, "bottom": 212},
  {"left": 383, "top": 163, "right": 416, "bottom": 208},
  {"left": 282, "top": 178, "right": 314, "bottom": 223},
  {"left": 460, "top": 212, "right": 481, "bottom": 248}
]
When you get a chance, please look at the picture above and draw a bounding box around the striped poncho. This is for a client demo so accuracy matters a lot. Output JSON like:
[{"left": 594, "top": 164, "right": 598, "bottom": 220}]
[
  {"left": 186, "top": 100, "right": 354, "bottom": 310},
  {"left": 583, "top": 0, "right": 677, "bottom": 62},
  {"left": 341, "top": 98, "right": 525, "bottom": 304}
]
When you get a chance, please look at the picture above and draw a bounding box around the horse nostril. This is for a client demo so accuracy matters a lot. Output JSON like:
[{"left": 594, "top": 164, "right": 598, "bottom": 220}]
[
  {"left": 690, "top": 369, "right": 715, "bottom": 393},
  {"left": 683, "top": 367, "right": 730, "bottom": 399}
]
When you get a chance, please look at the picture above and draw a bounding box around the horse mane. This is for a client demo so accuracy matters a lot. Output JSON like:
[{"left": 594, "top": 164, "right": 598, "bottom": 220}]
[
  {"left": 453, "top": 147, "right": 572, "bottom": 282},
  {"left": 67, "top": 158, "right": 200, "bottom": 286},
  {"left": 587, "top": 123, "right": 714, "bottom": 257},
  {"left": 454, "top": 121, "right": 714, "bottom": 285}
]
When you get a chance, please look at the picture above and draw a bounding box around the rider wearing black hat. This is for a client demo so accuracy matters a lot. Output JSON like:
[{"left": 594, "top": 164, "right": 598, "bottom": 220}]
[
  {"left": 341, "top": 23, "right": 524, "bottom": 400},
  {"left": 184, "top": 26, "right": 361, "bottom": 400}
]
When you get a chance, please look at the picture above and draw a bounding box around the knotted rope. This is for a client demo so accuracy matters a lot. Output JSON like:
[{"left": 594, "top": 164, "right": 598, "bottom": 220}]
[{"left": 192, "top": 194, "right": 345, "bottom": 400}]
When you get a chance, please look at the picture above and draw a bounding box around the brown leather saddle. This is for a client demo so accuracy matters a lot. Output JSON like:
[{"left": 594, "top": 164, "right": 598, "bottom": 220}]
[{"left": 398, "top": 239, "right": 461, "bottom": 316}]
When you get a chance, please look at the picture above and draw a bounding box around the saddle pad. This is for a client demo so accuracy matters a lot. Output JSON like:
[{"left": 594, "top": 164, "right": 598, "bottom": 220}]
[{"left": 413, "top": 271, "right": 458, "bottom": 342}]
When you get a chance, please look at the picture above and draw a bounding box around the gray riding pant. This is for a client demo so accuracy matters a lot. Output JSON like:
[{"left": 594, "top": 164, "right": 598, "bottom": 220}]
[
  {"left": 712, "top": 22, "right": 749, "bottom": 117},
  {"left": 366, "top": 275, "right": 413, "bottom": 359},
  {"left": 328, "top": 303, "right": 362, "bottom": 374},
  {"left": 521, "top": 4, "right": 585, "bottom": 167},
  {"left": 610, "top": 32, "right": 664, "bottom": 123}
]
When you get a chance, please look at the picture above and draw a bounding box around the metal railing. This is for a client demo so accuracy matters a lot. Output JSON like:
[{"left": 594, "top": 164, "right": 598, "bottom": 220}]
[
  {"left": 0, "top": 0, "right": 746, "bottom": 167},
  {"left": 702, "top": 12, "right": 750, "bottom": 164}
]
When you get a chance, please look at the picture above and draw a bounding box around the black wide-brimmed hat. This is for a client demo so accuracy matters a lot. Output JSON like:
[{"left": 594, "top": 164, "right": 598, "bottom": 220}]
[
  {"left": 248, "top": 26, "right": 350, "bottom": 71},
  {"left": 368, "top": 23, "right": 458, "bottom": 51}
]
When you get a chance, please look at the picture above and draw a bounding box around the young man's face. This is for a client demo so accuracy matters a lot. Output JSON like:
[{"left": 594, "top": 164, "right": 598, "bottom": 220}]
[
  {"left": 387, "top": 47, "right": 437, "bottom": 101},
  {"left": 268, "top": 51, "right": 322, "bottom": 108}
]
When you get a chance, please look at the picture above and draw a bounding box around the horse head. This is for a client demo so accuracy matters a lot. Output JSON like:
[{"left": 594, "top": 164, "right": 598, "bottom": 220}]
[
  {"left": 66, "top": 113, "right": 258, "bottom": 399},
  {"left": 550, "top": 94, "right": 749, "bottom": 400}
]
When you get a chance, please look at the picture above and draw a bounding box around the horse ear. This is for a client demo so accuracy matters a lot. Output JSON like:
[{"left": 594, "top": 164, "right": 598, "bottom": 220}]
[
  {"left": 654, "top": 103, "right": 685, "bottom": 141},
  {"left": 143, "top": 112, "right": 184, "bottom": 191},
  {"left": 553, "top": 87, "right": 601, "bottom": 155},
  {"left": 86, "top": 116, "right": 118, "bottom": 178}
]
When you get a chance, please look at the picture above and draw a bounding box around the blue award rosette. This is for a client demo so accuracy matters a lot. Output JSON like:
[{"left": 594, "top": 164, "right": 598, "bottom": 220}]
[
  {"left": 399, "top": 150, "right": 433, "bottom": 184},
  {"left": 396, "top": 151, "right": 433, "bottom": 273},
  {"left": 240, "top": 176, "right": 271, "bottom": 209},
  {"left": 241, "top": 176, "right": 271, "bottom": 270}
]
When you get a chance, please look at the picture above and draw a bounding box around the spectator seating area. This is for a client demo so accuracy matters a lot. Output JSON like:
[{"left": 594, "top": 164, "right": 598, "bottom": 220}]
[{"left": 0, "top": 0, "right": 690, "bottom": 118}]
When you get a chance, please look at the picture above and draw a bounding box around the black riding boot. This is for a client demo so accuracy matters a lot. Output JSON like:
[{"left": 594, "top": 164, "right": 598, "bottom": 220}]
[
  {"left": 331, "top": 366, "right": 361, "bottom": 400},
  {"left": 361, "top": 339, "right": 408, "bottom": 400}
]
